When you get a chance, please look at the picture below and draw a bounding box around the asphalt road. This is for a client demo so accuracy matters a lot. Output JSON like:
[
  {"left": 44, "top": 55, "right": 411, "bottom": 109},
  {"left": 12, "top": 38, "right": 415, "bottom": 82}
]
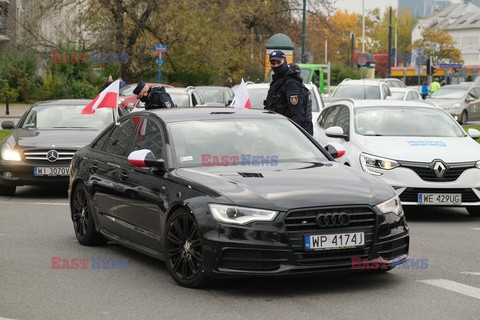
[{"left": 1, "top": 186, "right": 479, "bottom": 320}]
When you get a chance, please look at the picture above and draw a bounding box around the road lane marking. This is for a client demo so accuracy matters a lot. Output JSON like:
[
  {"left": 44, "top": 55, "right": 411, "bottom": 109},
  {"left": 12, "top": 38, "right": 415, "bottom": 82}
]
[
  {"left": 472, "top": 228, "right": 480, "bottom": 231},
  {"left": 0, "top": 317, "right": 17, "bottom": 320},
  {"left": 461, "top": 272, "right": 480, "bottom": 276},
  {"left": 418, "top": 279, "right": 480, "bottom": 300},
  {"left": 0, "top": 201, "right": 68, "bottom": 206}
]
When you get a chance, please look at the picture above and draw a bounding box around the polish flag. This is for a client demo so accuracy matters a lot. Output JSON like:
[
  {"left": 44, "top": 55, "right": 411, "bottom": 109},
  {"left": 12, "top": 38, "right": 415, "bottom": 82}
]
[
  {"left": 82, "top": 80, "right": 120, "bottom": 114},
  {"left": 232, "top": 78, "right": 251, "bottom": 109}
]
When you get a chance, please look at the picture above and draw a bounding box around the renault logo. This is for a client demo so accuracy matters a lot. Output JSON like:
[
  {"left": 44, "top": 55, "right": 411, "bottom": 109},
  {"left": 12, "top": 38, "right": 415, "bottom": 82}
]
[
  {"left": 316, "top": 212, "right": 350, "bottom": 228},
  {"left": 433, "top": 161, "right": 446, "bottom": 178},
  {"left": 47, "top": 150, "right": 59, "bottom": 162}
]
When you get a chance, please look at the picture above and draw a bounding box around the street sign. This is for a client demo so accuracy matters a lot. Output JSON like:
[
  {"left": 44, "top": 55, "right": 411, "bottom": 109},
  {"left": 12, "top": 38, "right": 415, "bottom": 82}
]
[
  {"left": 156, "top": 59, "right": 164, "bottom": 64},
  {"left": 439, "top": 63, "right": 462, "bottom": 68},
  {"left": 154, "top": 44, "right": 167, "bottom": 53}
]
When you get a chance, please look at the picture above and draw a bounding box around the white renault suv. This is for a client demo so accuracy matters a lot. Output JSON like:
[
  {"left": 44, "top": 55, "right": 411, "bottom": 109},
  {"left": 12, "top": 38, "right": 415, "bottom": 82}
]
[{"left": 313, "top": 99, "right": 480, "bottom": 216}]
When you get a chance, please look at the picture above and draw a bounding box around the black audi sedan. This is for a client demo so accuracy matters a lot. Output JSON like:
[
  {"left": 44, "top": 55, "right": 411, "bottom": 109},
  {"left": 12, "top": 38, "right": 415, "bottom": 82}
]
[
  {"left": 68, "top": 108, "right": 409, "bottom": 287},
  {"left": 0, "top": 99, "right": 124, "bottom": 196}
]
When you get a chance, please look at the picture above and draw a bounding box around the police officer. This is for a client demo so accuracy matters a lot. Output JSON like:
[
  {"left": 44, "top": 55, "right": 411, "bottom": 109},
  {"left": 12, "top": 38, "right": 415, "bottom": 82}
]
[
  {"left": 133, "top": 80, "right": 175, "bottom": 110},
  {"left": 264, "top": 51, "right": 313, "bottom": 135}
]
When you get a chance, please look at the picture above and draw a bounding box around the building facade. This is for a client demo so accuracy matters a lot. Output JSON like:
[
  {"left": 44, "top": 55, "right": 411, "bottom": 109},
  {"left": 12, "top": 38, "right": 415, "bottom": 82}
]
[{"left": 412, "top": 1, "right": 480, "bottom": 66}]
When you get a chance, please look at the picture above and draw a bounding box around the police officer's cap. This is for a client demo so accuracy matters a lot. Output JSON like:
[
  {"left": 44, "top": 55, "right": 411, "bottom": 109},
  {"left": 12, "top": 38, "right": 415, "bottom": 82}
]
[
  {"left": 269, "top": 50, "right": 286, "bottom": 62},
  {"left": 133, "top": 80, "right": 146, "bottom": 95}
]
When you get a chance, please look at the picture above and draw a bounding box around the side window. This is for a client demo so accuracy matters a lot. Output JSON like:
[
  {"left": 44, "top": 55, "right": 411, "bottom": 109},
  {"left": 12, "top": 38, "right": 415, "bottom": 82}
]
[
  {"left": 133, "top": 118, "right": 164, "bottom": 159},
  {"left": 191, "top": 93, "right": 198, "bottom": 106},
  {"left": 467, "top": 89, "right": 477, "bottom": 100},
  {"left": 412, "top": 91, "right": 420, "bottom": 100},
  {"left": 318, "top": 106, "right": 340, "bottom": 129},
  {"left": 103, "top": 118, "right": 137, "bottom": 156},
  {"left": 474, "top": 88, "right": 480, "bottom": 98},
  {"left": 334, "top": 106, "right": 350, "bottom": 135},
  {"left": 91, "top": 126, "right": 114, "bottom": 150},
  {"left": 406, "top": 92, "right": 413, "bottom": 100},
  {"left": 313, "top": 70, "right": 320, "bottom": 83},
  {"left": 382, "top": 84, "right": 390, "bottom": 98}
]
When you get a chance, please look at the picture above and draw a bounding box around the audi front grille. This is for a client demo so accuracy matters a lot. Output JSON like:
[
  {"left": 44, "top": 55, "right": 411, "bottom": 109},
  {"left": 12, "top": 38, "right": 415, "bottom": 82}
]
[{"left": 284, "top": 206, "right": 376, "bottom": 266}]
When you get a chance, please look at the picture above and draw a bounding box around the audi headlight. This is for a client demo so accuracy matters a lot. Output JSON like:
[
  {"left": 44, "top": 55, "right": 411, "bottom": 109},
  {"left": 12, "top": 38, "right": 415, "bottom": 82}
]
[
  {"left": 0, "top": 143, "right": 21, "bottom": 161},
  {"left": 375, "top": 196, "right": 403, "bottom": 216},
  {"left": 208, "top": 204, "right": 278, "bottom": 225},
  {"left": 359, "top": 153, "right": 399, "bottom": 176}
]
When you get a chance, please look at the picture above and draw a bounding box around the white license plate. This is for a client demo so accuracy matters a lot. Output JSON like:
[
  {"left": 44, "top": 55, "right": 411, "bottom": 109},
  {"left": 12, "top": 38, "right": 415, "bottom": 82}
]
[
  {"left": 305, "top": 232, "right": 364, "bottom": 250},
  {"left": 34, "top": 167, "right": 70, "bottom": 176},
  {"left": 417, "top": 193, "right": 461, "bottom": 205}
]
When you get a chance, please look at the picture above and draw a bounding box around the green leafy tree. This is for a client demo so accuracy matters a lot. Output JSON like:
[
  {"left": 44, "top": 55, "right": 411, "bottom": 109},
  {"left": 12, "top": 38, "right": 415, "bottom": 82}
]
[{"left": 410, "top": 26, "right": 463, "bottom": 64}]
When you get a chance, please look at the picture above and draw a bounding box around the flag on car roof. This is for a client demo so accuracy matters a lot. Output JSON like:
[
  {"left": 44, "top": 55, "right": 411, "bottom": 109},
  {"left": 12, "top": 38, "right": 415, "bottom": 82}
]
[
  {"left": 82, "top": 80, "right": 119, "bottom": 114},
  {"left": 232, "top": 78, "right": 251, "bottom": 109}
]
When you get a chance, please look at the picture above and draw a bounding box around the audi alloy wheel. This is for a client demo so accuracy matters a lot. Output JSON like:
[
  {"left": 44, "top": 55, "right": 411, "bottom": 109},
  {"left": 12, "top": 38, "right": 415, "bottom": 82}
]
[
  {"left": 165, "top": 209, "right": 208, "bottom": 288},
  {"left": 71, "top": 183, "right": 107, "bottom": 246}
]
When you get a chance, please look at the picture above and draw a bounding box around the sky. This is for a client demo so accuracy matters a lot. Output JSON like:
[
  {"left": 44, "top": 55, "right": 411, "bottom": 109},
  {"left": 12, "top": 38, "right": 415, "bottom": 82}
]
[{"left": 333, "top": 0, "right": 462, "bottom": 14}]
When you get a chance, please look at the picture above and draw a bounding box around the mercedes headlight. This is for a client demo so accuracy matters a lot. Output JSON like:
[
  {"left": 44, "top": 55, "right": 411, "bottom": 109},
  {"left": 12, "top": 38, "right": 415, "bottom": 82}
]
[
  {"left": 0, "top": 143, "right": 21, "bottom": 161},
  {"left": 375, "top": 196, "right": 403, "bottom": 216},
  {"left": 208, "top": 204, "right": 278, "bottom": 225},
  {"left": 360, "top": 153, "right": 399, "bottom": 176}
]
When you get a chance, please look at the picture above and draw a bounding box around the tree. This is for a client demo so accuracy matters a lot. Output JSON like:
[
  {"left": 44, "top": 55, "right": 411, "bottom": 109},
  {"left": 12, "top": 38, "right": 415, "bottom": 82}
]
[{"left": 410, "top": 26, "right": 463, "bottom": 64}]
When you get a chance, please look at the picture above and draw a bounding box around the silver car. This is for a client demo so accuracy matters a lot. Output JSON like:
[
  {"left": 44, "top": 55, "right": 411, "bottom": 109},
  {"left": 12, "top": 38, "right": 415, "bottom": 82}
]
[{"left": 428, "top": 85, "right": 480, "bottom": 125}]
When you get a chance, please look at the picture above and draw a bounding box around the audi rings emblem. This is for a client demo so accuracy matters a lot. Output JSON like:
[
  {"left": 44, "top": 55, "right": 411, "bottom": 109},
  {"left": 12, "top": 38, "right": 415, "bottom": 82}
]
[
  {"left": 47, "top": 150, "right": 59, "bottom": 162},
  {"left": 316, "top": 212, "right": 350, "bottom": 228}
]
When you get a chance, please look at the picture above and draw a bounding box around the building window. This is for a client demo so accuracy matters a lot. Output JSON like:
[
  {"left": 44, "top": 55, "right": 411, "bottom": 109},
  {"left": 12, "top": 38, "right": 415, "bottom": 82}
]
[{"left": 0, "top": 2, "right": 8, "bottom": 36}]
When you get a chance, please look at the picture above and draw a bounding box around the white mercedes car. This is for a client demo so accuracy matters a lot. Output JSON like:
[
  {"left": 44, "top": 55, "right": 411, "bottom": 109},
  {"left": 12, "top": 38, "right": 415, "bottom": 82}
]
[{"left": 313, "top": 99, "right": 480, "bottom": 216}]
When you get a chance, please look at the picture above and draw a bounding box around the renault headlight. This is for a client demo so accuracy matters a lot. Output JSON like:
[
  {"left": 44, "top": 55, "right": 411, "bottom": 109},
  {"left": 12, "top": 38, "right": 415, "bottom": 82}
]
[
  {"left": 0, "top": 143, "right": 21, "bottom": 161},
  {"left": 475, "top": 161, "right": 480, "bottom": 169},
  {"left": 208, "top": 204, "right": 278, "bottom": 225},
  {"left": 375, "top": 196, "right": 403, "bottom": 216},
  {"left": 360, "top": 153, "right": 399, "bottom": 176}
]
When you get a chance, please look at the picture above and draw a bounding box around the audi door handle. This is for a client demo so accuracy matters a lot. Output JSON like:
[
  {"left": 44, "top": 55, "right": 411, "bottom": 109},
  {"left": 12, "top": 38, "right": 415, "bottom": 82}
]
[{"left": 120, "top": 171, "right": 128, "bottom": 180}]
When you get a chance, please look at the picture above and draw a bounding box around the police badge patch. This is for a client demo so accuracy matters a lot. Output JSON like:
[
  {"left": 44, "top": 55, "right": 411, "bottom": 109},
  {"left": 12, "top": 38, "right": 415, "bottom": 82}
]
[{"left": 289, "top": 95, "right": 298, "bottom": 105}]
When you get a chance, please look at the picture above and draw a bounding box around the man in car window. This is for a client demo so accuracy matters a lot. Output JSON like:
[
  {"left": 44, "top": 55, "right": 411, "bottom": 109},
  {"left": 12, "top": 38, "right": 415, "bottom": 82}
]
[
  {"left": 133, "top": 80, "right": 175, "bottom": 110},
  {"left": 264, "top": 51, "right": 313, "bottom": 135}
]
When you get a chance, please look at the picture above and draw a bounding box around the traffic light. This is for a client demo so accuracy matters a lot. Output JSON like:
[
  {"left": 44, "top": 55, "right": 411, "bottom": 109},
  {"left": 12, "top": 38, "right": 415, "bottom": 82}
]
[
  {"left": 426, "top": 58, "right": 431, "bottom": 76},
  {"left": 431, "top": 66, "right": 436, "bottom": 76}
]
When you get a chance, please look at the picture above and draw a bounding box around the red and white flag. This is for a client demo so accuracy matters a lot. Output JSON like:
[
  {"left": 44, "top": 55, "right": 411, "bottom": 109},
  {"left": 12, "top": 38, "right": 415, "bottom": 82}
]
[
  {"left": 232, "top": 78, "right": 251, "bottom": 109},
  {"left": 82, "top": 80, "right": 120, "bottom": 114}
]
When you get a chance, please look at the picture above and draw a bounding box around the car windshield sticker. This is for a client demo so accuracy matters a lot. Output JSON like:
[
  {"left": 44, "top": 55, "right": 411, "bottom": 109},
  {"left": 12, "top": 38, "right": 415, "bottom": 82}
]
[
  {"left": 407, "top": 141, "right": 447, "bottom": 147},
  {"left": 180, "top": 156, "right": 193, "bottom": 162}
]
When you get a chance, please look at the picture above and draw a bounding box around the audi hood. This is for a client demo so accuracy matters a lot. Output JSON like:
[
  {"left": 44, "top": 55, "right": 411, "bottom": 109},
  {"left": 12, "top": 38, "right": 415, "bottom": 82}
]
[{"left": 175, "top": 162, "right": 396, "bottom": 211}]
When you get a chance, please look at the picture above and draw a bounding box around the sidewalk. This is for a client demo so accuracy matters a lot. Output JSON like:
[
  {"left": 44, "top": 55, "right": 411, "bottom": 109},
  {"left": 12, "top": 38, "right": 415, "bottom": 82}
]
[{"left": 0, "top": 105, "right": 31, "bottom": 118}]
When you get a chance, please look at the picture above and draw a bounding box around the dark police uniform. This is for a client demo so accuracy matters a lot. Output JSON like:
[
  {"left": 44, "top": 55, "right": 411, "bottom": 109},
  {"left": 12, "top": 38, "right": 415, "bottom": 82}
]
[
  {"left": 144, "top": 86, "right": 175, "bottom": 110},
  {"left": 264, "top": 68, "right": 313, "bottom": 135}
]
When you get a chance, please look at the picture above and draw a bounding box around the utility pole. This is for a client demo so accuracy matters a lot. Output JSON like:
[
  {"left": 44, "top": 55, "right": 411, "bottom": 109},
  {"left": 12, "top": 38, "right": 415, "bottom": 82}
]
[
  {"left": 350, "top": 32, "right": 355, "bottom": 67},
  {"left": 361, "top": 0, "right": 365, "bottom": 78},
  {"left": 301, "top": 0, "right": 307, "bottom": 63},
  {"left": 388, "top": 7, "right": 392, "bottom": 78}
]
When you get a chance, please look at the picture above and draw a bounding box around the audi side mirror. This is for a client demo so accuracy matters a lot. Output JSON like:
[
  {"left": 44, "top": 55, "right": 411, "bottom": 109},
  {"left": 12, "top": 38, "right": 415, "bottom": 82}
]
[
  {"left": 324, "top": 142, "right": 345, "bottom": 159},
  {"left": 128, "top": 149, "right": 166, "bottom": 171}
]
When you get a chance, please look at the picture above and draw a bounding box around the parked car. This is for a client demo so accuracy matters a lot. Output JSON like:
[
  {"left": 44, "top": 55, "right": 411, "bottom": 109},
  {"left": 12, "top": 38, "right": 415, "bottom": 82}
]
[
  {"left": 387, "top": 88, "right": 421, "bottom": 101},
  {"left": 119, "top": 82, "right": 174, "bottom": 109},
  {"left": 193, "top": 86, "right": 234, "bottom": 106},
  {"left": 231, "top": 82, "right": 324, "bottom": 124},
  {"left": 331, "top": 79, "right": 391, "bottom": 100},
  {"left": 0, "top": 99, "right": 125, "bottom": 196},
  {"left": 69, "top": 107, "right": 409, "bottom": 287},
  {"left": 313, "top": 99, "right": 480, "bottom": 217},
  {"left": 128, "top": 87, "right": 207, "bottom": 112},
  {"left": 375, "top": 78, "right": 406, "bottom": 88},
  {"left": 428, "top": 84, "right": 480, "bottom": 125}
]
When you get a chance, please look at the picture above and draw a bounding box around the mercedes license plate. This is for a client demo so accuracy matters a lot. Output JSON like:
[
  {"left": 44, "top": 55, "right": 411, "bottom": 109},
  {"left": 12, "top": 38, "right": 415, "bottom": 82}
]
[
  {"left": 34, "top": 167, "right": 70, "bottom": 176},
  {"left": 305, "top": 232, "right": 364, "bottom": 250},
  {"left": 417, "top": 193, "right": 461, "bottom": 205}
]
